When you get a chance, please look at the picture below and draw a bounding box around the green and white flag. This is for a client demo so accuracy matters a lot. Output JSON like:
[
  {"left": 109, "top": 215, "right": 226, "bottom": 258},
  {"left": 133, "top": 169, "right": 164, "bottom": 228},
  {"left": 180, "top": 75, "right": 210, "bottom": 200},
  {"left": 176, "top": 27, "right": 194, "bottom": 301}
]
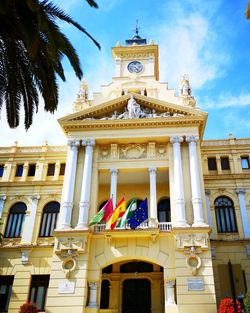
[
  {"left": 89, "top": 199, "right": 113, "bottom": 226},
  {"left": 116, "top": 198, "right": 137, "bottom": 228}
]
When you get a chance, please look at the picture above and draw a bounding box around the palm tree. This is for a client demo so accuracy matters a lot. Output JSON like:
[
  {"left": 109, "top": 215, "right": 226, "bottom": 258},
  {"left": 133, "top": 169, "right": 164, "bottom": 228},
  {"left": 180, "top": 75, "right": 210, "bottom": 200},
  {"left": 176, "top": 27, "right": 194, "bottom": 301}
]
[{"left": 0, "top": 0, "right": 100, "bottom": 129}]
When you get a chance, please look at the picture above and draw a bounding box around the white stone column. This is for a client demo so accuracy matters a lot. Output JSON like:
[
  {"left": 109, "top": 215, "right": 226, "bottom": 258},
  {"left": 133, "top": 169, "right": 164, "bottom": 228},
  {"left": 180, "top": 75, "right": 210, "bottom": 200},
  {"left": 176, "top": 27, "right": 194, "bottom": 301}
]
[
  {"left": 76, "top": 139, "right": 95, "bottom": 229},
  {"left": 22, "top": 195, "right": 40, "bottom": 244},
  {"left": 170, "top": 136, "right": 188, "bottom": 227},
  {"left": 165, "top": 280, "right": 176, "bottom": 305},
  {"left": 148, "top": 167, "right": 158, "bottom": 228},
  {"left": 0, "top": 195, "right": 6, "bottom": 219},
  {"left": 87, "top": 282, "right": 98, "bottom": 308},
  {"left": 110, "top": 168, "right": 118, "bottom": 207},
  {"left": 58, "top": 139, "right": 80, "bottom": 230},
  {"left": 236, "top": 188, "right": 250, "bottom": 237},
  {"left": 186, "top": 136, "right": 207, "bottom": 227}
]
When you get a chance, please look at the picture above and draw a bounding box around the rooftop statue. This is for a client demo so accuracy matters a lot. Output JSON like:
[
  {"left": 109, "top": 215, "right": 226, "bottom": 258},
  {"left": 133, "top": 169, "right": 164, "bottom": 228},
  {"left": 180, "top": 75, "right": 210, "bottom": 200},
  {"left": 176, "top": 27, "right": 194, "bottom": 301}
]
[
  {"left": 179, "top": 74, "right": 191, "bottom": 97},
  {"left": 127, "top": 96, "right": 142, "bottom": 118}
]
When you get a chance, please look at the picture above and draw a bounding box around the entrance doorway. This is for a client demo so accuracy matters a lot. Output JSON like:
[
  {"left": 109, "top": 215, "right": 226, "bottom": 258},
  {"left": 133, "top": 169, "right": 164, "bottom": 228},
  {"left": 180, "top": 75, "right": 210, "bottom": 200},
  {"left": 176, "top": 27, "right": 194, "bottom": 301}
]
[{"left": 122, "top": 279, "right": 151, "bottom": 313}]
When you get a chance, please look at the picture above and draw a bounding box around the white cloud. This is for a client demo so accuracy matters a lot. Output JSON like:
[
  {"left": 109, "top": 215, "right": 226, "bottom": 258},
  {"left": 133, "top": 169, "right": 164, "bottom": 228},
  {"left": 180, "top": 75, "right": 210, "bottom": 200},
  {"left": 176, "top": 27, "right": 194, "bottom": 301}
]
[
  {"left": 202, "top": 93, "right": 250, "bottom": 109},
  {"left": 154, "top": 0, "right": 229, "bottom": 90}
]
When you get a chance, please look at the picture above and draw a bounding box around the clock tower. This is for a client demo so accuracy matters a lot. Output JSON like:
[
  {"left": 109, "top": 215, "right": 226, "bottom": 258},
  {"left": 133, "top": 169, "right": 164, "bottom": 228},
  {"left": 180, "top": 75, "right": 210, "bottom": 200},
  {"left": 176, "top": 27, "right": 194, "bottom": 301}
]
[{"left": 112, "top": 30, "right": 159, "bottom": 82}]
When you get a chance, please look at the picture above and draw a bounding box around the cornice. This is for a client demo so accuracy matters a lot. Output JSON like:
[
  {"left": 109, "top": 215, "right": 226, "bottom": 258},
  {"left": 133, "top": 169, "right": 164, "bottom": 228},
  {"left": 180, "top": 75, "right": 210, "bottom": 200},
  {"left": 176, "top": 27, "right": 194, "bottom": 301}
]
[{"left": 62, "top": 116, "right": 206, "bottom": 136}]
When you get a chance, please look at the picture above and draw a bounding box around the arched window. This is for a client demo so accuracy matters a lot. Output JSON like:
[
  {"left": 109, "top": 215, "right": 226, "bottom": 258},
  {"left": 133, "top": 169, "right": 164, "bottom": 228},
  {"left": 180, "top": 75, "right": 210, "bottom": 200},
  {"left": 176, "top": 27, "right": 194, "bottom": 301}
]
[
  {"left": 4, "top": 202, "right": 27, "bottom": 238},
  {"left": 39, "top": 202, "right": 60, "bottom": 237},
  {"left": 157, "top": 198, "right": 171, "bottom": 222},
  {"left": 215, "top": 197, "right": 237, "bottom": 233},
  {"left": 100, "top": 280, "right": 110, "bottom": 309}
]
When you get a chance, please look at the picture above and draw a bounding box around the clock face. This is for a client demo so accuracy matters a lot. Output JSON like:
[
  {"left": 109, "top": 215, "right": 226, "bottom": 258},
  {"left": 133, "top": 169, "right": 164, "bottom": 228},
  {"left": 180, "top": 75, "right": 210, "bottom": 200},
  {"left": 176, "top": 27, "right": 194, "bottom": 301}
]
[{"left": 127, "top": 61, "right": 143, "bottom": 73}]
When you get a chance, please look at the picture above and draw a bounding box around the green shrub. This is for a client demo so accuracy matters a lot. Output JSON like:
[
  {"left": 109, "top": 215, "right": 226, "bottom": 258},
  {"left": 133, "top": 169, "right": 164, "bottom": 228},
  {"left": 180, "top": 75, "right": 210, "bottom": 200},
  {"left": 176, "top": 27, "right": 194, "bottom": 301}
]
[{"left": 244, "top": 289, "right": 250, "bottom": 313}]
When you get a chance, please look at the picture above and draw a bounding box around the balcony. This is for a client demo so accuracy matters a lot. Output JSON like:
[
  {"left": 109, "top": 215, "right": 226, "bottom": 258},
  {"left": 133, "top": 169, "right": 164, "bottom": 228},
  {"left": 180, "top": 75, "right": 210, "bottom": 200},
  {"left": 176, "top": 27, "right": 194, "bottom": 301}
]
[{"left": 93, "top": 221, "right": 172, "bottom": 233}]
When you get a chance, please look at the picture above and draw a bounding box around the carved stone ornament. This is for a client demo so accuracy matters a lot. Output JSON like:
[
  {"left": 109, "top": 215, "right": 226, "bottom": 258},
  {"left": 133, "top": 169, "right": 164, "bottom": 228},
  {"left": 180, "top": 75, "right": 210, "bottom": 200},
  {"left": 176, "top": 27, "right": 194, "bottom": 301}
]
[
  {"left": 120, "top": 143, "right": 146, "bottom": 159},
  {"left": 55, "top": 236, "right": 87, "bottom": 255},
  {"left": 175, "top": 233, "right": 209, "bottom": 251},
  {"left": 185, "top": 246, "right": 202, "bottom": 276},
  {"left": 21, "top": 250, "right": 31, "bottom": 265},
  {"left": 80, "top": 96, "right": 186, "bottom": 121},
  {"left": 61, "top": 250, "right": 78, "bottom": 278}
]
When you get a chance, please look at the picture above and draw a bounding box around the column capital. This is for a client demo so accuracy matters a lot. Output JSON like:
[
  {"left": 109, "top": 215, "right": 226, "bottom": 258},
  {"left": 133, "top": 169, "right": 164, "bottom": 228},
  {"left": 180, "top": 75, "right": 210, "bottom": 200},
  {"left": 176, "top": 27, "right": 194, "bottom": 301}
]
[
  {"left": 170, "top": 136, "right": 183, "bottom": 144},
  {"left": 205, "top": 189, "right": 211, "bottom": 196},
  {"left": 236, "top": 187, "right": 246, "bottom": 195},
  {"left": 67, "top": 138, "right": 80, "bottom": 148},
  {"left": 0, "top": 195, "right": 6, "bottom": 201},
  {"left": 89, "top": 281, "right": 98, "bottom": 290},
  {"left": 110, "top": 168, "right": 118, "bottom": 175},
  {"left": 148, "top": 167, "right": 157, "bottom": 174},
  {"left": 186, "top": 135, "right": 199, "bottom": 143},
  {"left": 166, "top": 280, "right": 175, "bottom": 288},
  {"left": 31, "top": 195, "right": 40, "bottom": 201},
  {"left": 82, "top": 139, "right": 95, "bottom": 147}
]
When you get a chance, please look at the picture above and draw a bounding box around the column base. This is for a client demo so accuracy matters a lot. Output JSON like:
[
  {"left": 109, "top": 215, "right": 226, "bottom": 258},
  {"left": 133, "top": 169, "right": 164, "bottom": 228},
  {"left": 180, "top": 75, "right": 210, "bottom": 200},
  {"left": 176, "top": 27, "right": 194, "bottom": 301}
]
[
  {"left": 173, "top": 221, "right": 190, "bottom": 228},
  {"left": 192, "top": 220, "right": 209, "bottom": 227},
  {"left": 148, "top": 218, "right": 158, "bottom": 228},
  {"left": 56, "top": 224, "right": 72, "bottom": 231},
  {"left": 75, "top": 223, "right": 89, "bottom": 230},
  {"left": 165, "top": 304, "right": 178, "bottom": 313}
]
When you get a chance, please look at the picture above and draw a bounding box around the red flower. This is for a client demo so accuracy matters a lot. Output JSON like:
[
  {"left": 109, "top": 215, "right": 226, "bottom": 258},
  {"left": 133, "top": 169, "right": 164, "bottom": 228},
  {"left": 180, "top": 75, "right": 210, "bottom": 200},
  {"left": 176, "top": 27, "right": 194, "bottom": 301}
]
[
  {"left": 19, "top": 302, "right": 38, "bottom": 313},
  {"left": 218, "top": 298, "right": 242, "bottom": 313}
]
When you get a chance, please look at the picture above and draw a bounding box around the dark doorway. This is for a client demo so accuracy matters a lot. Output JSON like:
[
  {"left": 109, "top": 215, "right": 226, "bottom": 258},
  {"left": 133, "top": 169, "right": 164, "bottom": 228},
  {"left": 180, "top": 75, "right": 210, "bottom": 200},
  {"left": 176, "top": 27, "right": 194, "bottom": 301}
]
[{"left": 122, "top": 279, "right": 151, "bottom": 313}]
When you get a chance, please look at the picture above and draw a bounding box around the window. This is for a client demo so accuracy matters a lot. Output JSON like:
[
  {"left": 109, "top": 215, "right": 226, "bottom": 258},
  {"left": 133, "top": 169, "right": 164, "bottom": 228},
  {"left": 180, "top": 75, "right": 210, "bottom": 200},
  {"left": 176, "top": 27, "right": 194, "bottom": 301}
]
[
  {"left": 208, "top": 157, "right": 217, "bottom": 170},
  {"left": 15, "top": 164, "right": 24, "bottom": 177},
  {"left": 28, "top": 164, "right": 36, "bottom": 176},
  {"left": 4, "top": 202, "right": 27, "bottom": 238},
  {"left": 241, "top": 156, "right": 250, "bottom": 169},
  {"left": 221, "top": 157, "right": 230, "bottom": 170},
  {"left": 47, "top": 163, "right": 55, "bottom": 176},
  {"left": 59, "top": 163, "right": 66, "bottom": 175},
  {"left": 157, "top": 198, "right": 171, "bottom": 222},
  {"left": 0, "top": 164, "right": 4, "bottom": 177},
  {"left": 0, "top": 276, "right": 14, "bottom": 313},
  {"left": 28, "top": 275, "right": 50, "bottom": 312},
  {"left": 215, "top": 197, "right": 237, "bottom": 233},
  {"left": 39, "top": 202, "right": 60, "bottom": 237}
]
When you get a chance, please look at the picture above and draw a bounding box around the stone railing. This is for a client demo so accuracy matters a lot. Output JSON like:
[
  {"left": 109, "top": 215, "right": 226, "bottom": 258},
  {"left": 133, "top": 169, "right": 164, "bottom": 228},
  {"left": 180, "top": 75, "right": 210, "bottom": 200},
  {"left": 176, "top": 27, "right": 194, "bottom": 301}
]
[{"left": 93, "top": 222, "right": 172, "bottom": 233}]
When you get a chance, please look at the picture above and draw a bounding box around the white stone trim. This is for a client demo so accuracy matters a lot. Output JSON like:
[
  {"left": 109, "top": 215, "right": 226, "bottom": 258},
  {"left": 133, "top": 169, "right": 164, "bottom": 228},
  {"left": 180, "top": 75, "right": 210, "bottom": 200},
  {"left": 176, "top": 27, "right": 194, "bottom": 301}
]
[{"left": 236, "top": 188, "right": 250, "bottom": 238}]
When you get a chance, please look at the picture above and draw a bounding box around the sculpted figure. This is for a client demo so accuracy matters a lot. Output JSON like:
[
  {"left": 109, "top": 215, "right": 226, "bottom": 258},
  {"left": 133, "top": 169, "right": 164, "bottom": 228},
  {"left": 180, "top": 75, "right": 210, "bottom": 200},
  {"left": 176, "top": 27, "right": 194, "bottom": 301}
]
[
  {"left": 127, "top": 96, "right": 141, "bottom": 118},
  {"left": 179, "top": 74, "right": 191, "bottom": 97}
]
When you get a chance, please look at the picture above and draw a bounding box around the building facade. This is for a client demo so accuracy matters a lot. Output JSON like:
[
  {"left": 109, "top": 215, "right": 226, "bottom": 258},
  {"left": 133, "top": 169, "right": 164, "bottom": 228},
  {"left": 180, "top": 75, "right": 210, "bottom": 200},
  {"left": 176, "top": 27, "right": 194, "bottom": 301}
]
[{"left": 0, "top": 34, "right": 250, "bottom": 313}]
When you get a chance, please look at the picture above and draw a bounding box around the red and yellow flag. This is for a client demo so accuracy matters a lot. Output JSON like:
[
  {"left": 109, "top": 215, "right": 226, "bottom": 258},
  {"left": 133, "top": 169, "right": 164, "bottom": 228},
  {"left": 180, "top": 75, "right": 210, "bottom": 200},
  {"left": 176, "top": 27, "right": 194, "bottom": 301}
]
[{"left": 107, "top": 197, "right": 126, "bottom": 230}]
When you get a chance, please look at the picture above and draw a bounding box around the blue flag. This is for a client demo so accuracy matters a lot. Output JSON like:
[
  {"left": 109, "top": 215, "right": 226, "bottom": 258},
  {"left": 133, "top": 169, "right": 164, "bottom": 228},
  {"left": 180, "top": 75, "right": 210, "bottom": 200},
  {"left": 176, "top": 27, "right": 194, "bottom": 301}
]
[{"left": 128, "top": 198, "right": 148, "bottom": 229}]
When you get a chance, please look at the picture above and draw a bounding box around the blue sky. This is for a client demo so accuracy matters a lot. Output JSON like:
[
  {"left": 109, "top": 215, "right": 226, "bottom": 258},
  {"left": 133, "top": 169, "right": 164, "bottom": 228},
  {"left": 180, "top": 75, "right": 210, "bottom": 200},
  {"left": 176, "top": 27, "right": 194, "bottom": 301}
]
[{"left": 1, "top": 0, "right": 250, "bottom": 145}]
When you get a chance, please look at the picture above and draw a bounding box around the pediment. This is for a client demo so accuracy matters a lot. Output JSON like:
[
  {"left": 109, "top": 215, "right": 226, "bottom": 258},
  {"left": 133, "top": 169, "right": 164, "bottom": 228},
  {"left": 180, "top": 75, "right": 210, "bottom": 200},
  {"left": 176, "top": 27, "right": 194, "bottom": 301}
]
[
  {"left": 59, "top": 93, "right": 207, "bottom": 137},
  {"left": 59, "top": 93, "right": 204, "bottom": 123}
]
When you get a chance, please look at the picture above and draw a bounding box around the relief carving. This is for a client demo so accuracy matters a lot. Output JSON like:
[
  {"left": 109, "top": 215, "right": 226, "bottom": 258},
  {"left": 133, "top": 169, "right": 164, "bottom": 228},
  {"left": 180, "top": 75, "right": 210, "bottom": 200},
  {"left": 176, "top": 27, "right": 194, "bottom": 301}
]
[
  {"left": 120, "top": 144, "right": 146, "bottom": 159},
  {"left": 55, "top": 236, "right": 87, "bottom": 255},
  {"left": 175, "top": 233, "right": 208, "bottom": 250}
]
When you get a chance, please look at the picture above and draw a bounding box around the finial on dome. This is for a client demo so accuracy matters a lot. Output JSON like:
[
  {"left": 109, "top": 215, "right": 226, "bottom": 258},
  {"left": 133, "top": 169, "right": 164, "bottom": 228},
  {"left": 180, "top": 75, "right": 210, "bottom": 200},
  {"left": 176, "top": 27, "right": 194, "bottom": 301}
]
[{"left": 125, "top": 18, "right": 147, "bottom": 45}]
